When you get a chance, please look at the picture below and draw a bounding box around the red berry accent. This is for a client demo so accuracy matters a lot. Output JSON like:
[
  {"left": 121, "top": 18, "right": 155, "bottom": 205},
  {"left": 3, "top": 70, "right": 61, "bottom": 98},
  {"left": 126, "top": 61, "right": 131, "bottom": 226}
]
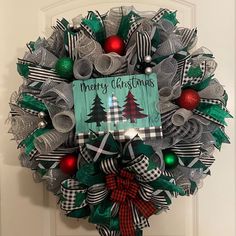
[
  {"left": 103, "top": 35, "right": 125, "bottom": 55},
  {"left": 176, "top": 89, "right": 200, "bottom": 110},
  {"left": 60, "top": 154, "right": 78, "bottom": 175}
]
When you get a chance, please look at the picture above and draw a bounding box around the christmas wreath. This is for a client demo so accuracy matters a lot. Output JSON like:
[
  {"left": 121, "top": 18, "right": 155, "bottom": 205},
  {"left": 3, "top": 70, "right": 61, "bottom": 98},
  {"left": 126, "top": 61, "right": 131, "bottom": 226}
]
[{"left": 9, "top": 6, "right": 232, "bottom": 236}]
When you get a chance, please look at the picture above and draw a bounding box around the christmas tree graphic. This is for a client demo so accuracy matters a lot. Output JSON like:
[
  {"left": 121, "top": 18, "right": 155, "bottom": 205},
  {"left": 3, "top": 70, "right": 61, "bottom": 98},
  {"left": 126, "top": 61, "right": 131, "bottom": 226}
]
[
  {"left": 107, "top": 94, "right": 126, "bottom": 127},
  {"left": 122, "top": 91, "right": 148, "bottom": 123},
  {"left": 85, "top": 94, "right": 107, "bottom": 127}
]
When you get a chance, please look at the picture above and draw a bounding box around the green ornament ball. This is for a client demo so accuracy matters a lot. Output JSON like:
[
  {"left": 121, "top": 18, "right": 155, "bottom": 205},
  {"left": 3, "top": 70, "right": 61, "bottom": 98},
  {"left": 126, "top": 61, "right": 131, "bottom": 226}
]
[
  {"left": 163, "top": 151, "right": 179, "bottom": 169},
  {"left": 55, "top": 57, "right": 74, "bottom": 79}
]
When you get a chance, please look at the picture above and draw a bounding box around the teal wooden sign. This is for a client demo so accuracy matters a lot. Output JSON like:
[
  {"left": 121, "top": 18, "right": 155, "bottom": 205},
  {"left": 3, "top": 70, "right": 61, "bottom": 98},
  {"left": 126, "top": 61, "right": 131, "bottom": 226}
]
[{"left": 73, "top": 73, "right": 162, "bottom": 143}]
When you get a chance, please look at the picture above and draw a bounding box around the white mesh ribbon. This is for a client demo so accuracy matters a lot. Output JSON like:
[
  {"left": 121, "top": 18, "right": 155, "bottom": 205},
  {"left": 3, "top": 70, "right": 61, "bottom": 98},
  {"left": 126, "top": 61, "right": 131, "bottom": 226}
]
[
  {"left": 24, "top": 47, "right": 58, "bottom": 68},
  {"left": 171, "top": 108, "right": 193, "bottom": 126},
  {"left": 40, "top": 81, "right": 73, "bottom": 109},
  {"left": 156, "top": 18, "right": 175, "bottom": 34},
  {"left": 152, "top": 57, "right": 178, "bottom": 87},
  {"left": 191, "top": 47, "right": 217, "bottom": 77},
  {"left": 76, "top": 31, "right": 103, "bottom": 62},
  {"left": 52, "top": 110, "right": 75, "bottom": 133},
  {"left": 198, "top": 81, "right": 225, "bottom": 101},
  {"left": 159, "top": 85, "right": 181, "bottom": 102},
  {"left": 73, "top": 58, "right": 93, "bottom": 80},
  {"left": 104, "top": 7, "right": 123, "bottom": 37},
  {"left": 159, "top": 102, "right": 178, "bottom": 114},
  {"left": 94, "top": 53, "right": 124, "bottom": 75},
  {"left": 155, "top": 34, "right": 183, "bottom": 56},
  {"left": 34, "top": 129, "right": 69, "bottom": 154}
]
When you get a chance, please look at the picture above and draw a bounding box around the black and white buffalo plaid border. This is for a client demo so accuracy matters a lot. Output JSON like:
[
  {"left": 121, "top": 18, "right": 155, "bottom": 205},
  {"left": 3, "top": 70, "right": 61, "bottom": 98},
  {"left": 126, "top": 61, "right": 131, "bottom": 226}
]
[{"left": 76, "top": 126, "right": 163, "bottom": 144}]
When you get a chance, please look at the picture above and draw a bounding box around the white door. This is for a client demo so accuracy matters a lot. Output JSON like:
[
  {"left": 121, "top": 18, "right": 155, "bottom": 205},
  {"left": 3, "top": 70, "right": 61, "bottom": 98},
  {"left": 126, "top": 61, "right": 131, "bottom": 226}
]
[{"left": 0, "top": 0, "right": 235, "bottom": 236}]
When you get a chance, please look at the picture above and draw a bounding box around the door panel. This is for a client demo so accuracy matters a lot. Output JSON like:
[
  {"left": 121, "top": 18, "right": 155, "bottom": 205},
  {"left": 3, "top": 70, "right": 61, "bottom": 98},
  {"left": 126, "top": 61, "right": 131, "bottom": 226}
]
[{"left": 0, "top": 1, "right": 235, "bottom": 236}]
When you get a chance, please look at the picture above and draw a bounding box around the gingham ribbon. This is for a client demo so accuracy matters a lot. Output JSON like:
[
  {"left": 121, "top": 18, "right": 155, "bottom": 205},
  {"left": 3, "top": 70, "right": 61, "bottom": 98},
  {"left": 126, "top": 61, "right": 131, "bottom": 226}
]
[
  {"left": 151, "top": 8, "right": 172, "bottom": 23},
  {"left": 126, "top": 154, "right": 162, "bottom": 182},
  {"left": 177, "top": 56, "right": 207, "bottom": 86},
  {"left": 61, "top": 179, "right": 87, "bottom": 212}
]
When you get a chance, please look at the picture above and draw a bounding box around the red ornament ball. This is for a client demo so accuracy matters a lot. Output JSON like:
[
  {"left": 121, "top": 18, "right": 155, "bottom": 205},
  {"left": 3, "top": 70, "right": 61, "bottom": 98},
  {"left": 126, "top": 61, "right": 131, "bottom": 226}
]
[
  {"left": 176, "top": 89, "right": 200, "bottom": 110},
  {"left": 103, "top": 35, "right": 125, "bottom": 55},
  {"left": 60, "top": 154, "right": 78, "bottom": 175}
]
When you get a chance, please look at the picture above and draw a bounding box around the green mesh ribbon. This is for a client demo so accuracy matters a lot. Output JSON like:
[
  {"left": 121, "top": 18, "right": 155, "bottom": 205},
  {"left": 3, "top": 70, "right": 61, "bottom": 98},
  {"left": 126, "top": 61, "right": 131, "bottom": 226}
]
[
  {"left": 89, "top": 201, "right": 119, "bottom": 231},
  {"left": 76, "top": 163, "right": 105, "bottom": 186},
  {"left": 18, "top": 93, "right": 47, "bottom": 112}
]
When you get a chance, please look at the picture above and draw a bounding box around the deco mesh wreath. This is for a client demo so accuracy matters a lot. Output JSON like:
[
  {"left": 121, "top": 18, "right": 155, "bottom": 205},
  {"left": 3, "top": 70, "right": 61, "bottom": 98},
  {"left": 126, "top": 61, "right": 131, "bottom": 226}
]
[{"left": 9, "top": 6, "right": 232, "bottom": 236}]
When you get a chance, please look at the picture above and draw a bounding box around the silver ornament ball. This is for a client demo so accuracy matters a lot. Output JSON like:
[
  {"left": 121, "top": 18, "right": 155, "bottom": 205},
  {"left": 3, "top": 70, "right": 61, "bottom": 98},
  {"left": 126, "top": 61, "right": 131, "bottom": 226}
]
[
  {"left": 145, "top": 67, "right": 153, "bottom": 74},
  {"left": 68, "top": 23, "right": 74, "bottom": 29},
  {"left": 38, "top": 111, "right": 46, "bottom": 119},
  {"left": 144, "top": 55, "right": 152, "bottom": 63},
  {"left": 38, "top": 121, "right": 47, "bottom": 129}
]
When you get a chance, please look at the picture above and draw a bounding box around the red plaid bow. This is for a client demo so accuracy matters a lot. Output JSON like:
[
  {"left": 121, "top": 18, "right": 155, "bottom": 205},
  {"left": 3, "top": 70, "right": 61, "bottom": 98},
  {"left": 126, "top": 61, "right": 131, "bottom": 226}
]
[{"left": 106, "top": 170, "right": 156, "bottom": 236}]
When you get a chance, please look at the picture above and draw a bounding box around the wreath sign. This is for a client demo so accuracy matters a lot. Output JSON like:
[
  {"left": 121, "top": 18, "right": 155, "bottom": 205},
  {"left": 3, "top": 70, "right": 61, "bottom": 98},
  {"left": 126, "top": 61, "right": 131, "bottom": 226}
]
[{"left": 9, "top": 6, "right": 232, "bottom": 236}]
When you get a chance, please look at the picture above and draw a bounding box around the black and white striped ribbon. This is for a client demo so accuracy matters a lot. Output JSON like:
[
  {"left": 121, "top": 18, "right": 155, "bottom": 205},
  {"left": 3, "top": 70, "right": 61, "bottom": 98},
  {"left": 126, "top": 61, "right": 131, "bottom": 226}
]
[
  {"left": 36, "top": 147, "right": 78, "bottom": 162},
  {"left": 111, "top": 202, "right": 119, "bottom": 217},
  {"left": 131, "top": 202, "right": 150, "bottom": 230},
  {"left": 100, "top": 157, "right": 119, "bottom": 174},
  {"left": 199, "top": 155, "right": 215, "bottom": 168},
  {"left": 52, "top": 18, "right": 68, "bottom": 31},
  {"left": 27, "top": 65, "right": 68, "bottom": 83},
  {"left": 179, "top": 28, "right": 197, "bottom": 49},
  {"left": 65, "top": 31, "right": 79, "bottom": 60},
  {"left": 37, "top": 161, "right": 60, "bottom": 170},
  {"left": 171, "top": 142, "right": 202, "bottom": 158},
  {"left": 151, "top": 193, "right": 169, "bottom": 207},
  {"left": 138, "top": 183, "right": 154, "bottom": 201},
  {"left": 87, "top": 184, "right": 108, "bottom": 205},
  {"left": 136, "top": 31, "right": 151, "bottom": 62},
  {"left": 96, "top": 225, "right": 120, "bottom": 236},
  {"left": 162, "top": 170, "right": 174, "bottom": 178}
]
